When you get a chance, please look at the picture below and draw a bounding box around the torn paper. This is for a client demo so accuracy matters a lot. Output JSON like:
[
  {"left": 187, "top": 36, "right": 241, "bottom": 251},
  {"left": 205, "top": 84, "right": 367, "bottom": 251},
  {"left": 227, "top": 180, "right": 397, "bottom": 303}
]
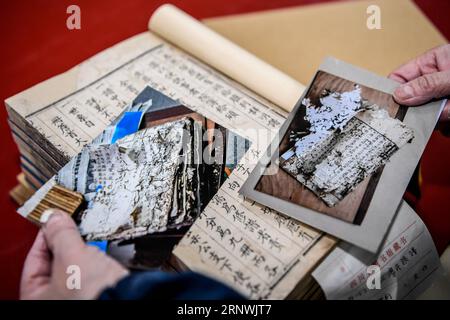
[
  {"left": 57, "top": 118, "right": 201, "bottom": 240},
  {"left": 280, "top": 86, "right": 414, "bottom": 206}
]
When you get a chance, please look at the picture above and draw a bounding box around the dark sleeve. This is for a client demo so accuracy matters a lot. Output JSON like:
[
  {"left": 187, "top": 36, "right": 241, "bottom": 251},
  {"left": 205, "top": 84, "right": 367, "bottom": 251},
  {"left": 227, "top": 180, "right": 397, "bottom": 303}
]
[{"left": 98, "top": 271, "right": 246, "bottom": 300}]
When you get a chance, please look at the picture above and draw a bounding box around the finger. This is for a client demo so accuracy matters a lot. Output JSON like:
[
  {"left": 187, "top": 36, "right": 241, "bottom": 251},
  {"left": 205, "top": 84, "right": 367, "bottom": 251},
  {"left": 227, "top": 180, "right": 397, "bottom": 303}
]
[
  {"left": 388, "top": 44, "right": 450, "bottom": 83},
  {"left": 440, "top": 100, "right": 450, "bottom": 122},
  {"left": 20, "top": 231, "right": 51, "bottom": 297},
  {"left": 388, "top": 73, "right": 408, "bottom": 84},
  {"left": 22, "top": 231, "right": 51, "bottom": 279},
  {"left": 438, "top": 101, "right": 450, "bottom": 136},
  {"left": 41, "top": 209, "right": 85, "bottom": 257},
  {"left": 393, "top": 70, "right": 450, "bottom": 106}
]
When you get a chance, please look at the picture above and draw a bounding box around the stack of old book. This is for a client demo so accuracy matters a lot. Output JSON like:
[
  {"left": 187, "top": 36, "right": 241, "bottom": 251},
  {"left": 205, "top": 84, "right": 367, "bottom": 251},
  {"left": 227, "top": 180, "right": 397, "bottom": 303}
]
[{"left": 7, "top": 107, "right": 67, "bottom": 195}]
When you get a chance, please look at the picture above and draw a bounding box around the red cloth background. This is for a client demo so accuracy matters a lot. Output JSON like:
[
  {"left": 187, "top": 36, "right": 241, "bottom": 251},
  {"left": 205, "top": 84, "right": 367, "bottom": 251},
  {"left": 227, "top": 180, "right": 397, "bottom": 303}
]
[{"left": 0, "top": 0, "right": 449, "bottom": 299}]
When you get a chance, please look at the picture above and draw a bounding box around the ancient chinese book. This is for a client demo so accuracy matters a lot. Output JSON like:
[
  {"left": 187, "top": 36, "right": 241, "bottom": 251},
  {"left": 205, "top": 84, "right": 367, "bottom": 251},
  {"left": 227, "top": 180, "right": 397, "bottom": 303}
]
[
  {"left": 7, "top": 5, "right": 335, "bottom": 299},
  {"left": 6, "top": 1, "right": 446, "bottom": 300}
]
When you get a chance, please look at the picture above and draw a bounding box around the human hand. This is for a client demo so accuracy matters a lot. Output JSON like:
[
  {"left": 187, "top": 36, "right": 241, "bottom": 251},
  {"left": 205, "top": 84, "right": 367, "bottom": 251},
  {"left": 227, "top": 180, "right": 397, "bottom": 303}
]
[
  {"left": 20, "top": 209, "right": 128, "bottom": 300},
  {"left": 389, "top": 44, "right": 450, "bottom": 123}
]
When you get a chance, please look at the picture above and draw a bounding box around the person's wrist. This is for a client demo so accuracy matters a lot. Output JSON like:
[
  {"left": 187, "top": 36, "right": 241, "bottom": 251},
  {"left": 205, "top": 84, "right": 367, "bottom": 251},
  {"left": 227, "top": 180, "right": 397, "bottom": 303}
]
[{"left": 96, "top": 265, "right": 130, "bottom": 297}]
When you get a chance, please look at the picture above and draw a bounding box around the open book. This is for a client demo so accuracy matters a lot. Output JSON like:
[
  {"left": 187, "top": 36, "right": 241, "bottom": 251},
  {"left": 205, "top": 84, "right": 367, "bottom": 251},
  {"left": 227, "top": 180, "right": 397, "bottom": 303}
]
[{"left": 7, "top": 5, "right": 336, "bottom": 299}]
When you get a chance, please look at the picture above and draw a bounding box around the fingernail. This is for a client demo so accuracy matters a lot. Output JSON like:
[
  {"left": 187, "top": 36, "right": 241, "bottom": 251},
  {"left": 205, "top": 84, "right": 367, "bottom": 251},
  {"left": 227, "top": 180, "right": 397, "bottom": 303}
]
[
  {"left": 395, "top": 85, "right": 414, "bottom": 100},
  {"left": 40, "top": 209, "right": 61, "bottom": 224}
]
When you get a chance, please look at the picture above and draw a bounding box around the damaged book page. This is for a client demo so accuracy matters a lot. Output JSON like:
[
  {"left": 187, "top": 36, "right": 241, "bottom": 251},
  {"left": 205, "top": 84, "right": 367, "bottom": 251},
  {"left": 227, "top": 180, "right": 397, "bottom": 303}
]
[
  {"left": 240, "top": 57, "right": 444, "bottom": 253},
  {"left": 61, "top": 118, "right": 199, "bottom": 240},
  {"left": 280, "top": 85, "right": 414, "bottom": 207}
]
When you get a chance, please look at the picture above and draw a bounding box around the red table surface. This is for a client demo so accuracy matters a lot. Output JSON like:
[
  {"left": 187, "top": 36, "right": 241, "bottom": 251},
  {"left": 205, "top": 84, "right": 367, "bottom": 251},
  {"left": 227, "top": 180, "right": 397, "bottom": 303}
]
[{"left": 0, "top": 0, "right": 449, "bottom": 299}]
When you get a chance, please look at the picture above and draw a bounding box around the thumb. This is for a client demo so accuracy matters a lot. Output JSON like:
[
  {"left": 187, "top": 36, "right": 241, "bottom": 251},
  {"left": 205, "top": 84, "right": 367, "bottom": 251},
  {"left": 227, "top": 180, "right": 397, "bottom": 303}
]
[
  {"left": 393, "top": 70, "right": 450, "bottom": 106},
  {"left": 40, "top": 209, "right": 85, "bottom": 256}
]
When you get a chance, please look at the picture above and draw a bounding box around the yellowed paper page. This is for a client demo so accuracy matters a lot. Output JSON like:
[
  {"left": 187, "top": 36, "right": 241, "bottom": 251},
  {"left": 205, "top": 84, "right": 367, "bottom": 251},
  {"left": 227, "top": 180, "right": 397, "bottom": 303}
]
[
  {"left": 173, "top": 143, "right": 336, "bottom": 298},
  {"left": 6, "top": 33, "right": 163, "bottom": 119}
]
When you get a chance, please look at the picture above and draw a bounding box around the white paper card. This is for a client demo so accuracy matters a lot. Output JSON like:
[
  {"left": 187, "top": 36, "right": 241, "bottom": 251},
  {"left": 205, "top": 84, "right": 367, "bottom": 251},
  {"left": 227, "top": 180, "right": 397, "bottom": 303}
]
[{"left": 312, "top": 201, "right": 440, "bottom": 300}]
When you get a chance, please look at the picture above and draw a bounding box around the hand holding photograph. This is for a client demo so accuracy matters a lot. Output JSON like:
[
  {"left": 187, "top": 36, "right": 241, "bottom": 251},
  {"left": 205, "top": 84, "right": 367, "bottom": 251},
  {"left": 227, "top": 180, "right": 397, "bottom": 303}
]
[{"left": 240, "top": 57, "right": 444, "bottom": 253}]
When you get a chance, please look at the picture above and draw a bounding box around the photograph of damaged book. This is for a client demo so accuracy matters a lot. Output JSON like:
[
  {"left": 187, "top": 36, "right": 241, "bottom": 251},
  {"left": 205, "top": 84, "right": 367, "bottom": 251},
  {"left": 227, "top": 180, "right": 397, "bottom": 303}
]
[
  {"left": 240, "top": 57, "right": 443, "bottom": 253},
  {"left": 19, "top": 86, "right": 249, "bottom": 264},
  {"left": 263, "top": 72, "right": 412, "bottom": 222}
]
